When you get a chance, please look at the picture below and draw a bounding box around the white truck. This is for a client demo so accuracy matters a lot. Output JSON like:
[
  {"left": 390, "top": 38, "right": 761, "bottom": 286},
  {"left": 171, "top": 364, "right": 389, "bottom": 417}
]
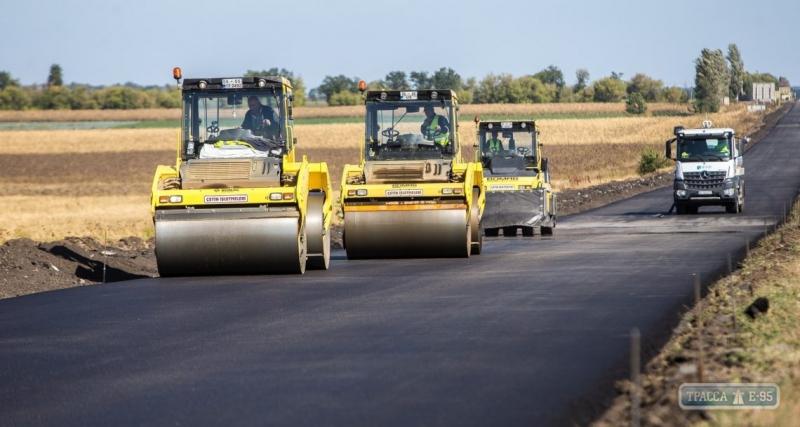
[{"left": 665, "top": 121, "right": 746, "bottom": 214}]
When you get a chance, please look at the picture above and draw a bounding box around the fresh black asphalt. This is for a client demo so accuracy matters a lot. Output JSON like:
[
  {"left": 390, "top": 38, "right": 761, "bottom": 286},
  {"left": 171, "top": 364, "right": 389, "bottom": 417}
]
[{"left": 1, "top": 103, "right": 799, "bottom": 426}]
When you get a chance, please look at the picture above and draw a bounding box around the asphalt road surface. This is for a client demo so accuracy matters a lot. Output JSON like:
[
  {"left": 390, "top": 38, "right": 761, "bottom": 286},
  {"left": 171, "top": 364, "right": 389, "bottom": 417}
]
[{"left": 2, "top": 103, "right": 799, "bottom": 426}]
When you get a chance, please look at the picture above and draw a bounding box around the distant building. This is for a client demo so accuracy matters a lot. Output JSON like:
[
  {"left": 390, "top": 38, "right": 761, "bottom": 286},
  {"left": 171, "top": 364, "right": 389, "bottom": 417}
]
[
  {"left": 778, "top": 86, "right": 794, "bottom": 102},
  {"left": 752, "top": 83, "right": 776, "bottom": 103}
]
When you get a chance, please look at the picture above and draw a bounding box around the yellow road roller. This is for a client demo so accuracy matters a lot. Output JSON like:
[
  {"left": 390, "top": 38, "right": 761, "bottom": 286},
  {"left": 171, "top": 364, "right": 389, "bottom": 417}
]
[
  {"left": 340, "top": 85, "right": 485, "bottom": 258},
  {"left": 476, "top": 119, "right": 556, "bottom": 237},
  {"left": 150, "top": 69, "right": 332, "bottom": 276}
]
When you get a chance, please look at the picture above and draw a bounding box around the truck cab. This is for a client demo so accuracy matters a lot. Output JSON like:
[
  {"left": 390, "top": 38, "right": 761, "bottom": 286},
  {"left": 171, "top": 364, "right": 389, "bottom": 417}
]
[{"left": 666, "top": 121, "right": 746, "bottom": 214}]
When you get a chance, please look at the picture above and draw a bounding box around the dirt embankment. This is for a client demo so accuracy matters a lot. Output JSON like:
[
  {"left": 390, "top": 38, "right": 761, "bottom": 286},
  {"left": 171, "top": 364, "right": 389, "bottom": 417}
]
[{"left": 0, "top": 237, "right": 155, "bottom": 299}]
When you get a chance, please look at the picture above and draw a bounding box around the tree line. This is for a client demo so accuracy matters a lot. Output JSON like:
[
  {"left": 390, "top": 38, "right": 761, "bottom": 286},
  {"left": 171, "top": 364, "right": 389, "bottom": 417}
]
[
  {"left": 0, "top": 65, "right": 182, "bottom": 110},
  {"left": 0, "top": 49, "right": 790, "bottom": 111},
  {"left": 310, "top": 66, "right": 691, "bottom": 107}
]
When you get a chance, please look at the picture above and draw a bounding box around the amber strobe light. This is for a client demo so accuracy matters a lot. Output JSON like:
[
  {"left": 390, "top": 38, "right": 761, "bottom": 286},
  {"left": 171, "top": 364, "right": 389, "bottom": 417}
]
[
  {"left": 172, "top": 67, "right": 182, "bottom": 81},
  {"left": 358, "top": 80, "right": 367, "bottom": 93}
]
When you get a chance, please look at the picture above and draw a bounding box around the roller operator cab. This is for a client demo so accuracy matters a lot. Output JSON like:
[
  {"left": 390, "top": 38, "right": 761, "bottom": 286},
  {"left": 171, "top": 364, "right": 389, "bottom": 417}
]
[
  {"left": 477, "top": 120, "right": 556, "bottom": 237},
  {"left": 666, "top": 121, "right": 746, "bottom": 214},
  {"left": 151, "top": 72, "right": 333, "bottom": 276},
  {"left": 340, "top": 88, "right": 485, "bottom": 258}
]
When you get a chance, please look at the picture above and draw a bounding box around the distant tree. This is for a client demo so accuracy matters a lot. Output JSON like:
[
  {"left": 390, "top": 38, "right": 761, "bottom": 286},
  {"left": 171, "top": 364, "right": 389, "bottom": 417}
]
[
  {"left": 409, "top": 71, "right": 432, "bottom": 89},
  {"left": 328, "top": 90, "right": 361, "bottom": 106},
  {"left": 430, "top": 67, "right": 462, "bottom": 90},
  {"left": 456, "top": 77, "right": 476, "bottom": 104},
  {"left": 47, "top": 64, "right": 63, "bottom": 87},
  {"left": 625, "top": 92, "right": 647, "bottom": 114},
  {"left": 245, "top": 68, "right": 306, "bottom": 106},
  {"left": 662, "top": 86, "right": 689, "bottom": 103},
  {"left": 316, "top": 75, "right": 359, "bottom": 103},
  {"left": 384, "top": 71, "right": 409, "bottom": 90},
  {"left": 610, "top": 71, "right": 624, "bottom": 80},
  {"left": 533, "top": 65, "right": 565, "bottom": 89},
  {"left": 0, "top": 86, "right": 31, "bottom": 110},
  {"left": 574, "top": 68, "right": 590, "bottom": 92},
  {"left": 0, "top": 71, "right": 19, "bottom": 90},
  {"left": 307, "top": 88, "right": 322, "bottom": 102},
  {"left": 778, "top": 76, "right": 791, "bottom": 87},
  {"left": 627, "top": 73, "right": 664, "bottom": 101},
  {"left": 363, "top": 80, "right": 384, "bottom": 90},
  {"left": 694, "top": 48, "right": 729, "bottom": 112},
  {"left": 592, "top": 76, "right": 627, "bottom": 102},
  {"left": 473, "top": 74, "right": 508, "bottom": 103},
  {"left": 520, "top": 76, "right": 558, "bottom": 103},
  {"left": 34, "top": 86, "right": 72, "bottom": 109},
  {"left": 726, "top": 44, "right": 745, "bottom": 101}
]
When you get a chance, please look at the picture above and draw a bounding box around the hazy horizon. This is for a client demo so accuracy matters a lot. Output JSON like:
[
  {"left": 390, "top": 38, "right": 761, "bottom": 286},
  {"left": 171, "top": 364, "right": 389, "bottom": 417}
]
[{"left": 1, "top": 0, "right": 797, "bottom": 89}]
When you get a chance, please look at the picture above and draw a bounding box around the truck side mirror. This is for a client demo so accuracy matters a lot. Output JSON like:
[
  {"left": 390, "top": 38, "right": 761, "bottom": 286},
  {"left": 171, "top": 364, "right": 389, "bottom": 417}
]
[{"left": 665, "top": 139, "right": 672, "bottom": 160}]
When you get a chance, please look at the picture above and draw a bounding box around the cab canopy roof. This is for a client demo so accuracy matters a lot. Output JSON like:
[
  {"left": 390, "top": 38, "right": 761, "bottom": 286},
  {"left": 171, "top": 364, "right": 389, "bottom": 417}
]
[
  {"left": 365, "top": 89, "right": 456, "bottom": 102},
  {"left": 478, "top": 120, "right": 536, "bottom": 132},
  {"left": 678, "top": 127, "right": 735, "bottom": 137},
  {"left": 182, "top": 76, "right": 290, "bottom": 91}
]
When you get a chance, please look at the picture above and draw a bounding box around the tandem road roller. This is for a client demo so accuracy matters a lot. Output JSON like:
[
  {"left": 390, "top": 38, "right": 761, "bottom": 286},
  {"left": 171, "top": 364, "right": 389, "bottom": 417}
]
[
  {"left": 340, "top": 85, "right": 485, "bottom": 258},
  {"left": 476, "top": 119, "right": 556, "bottom": 237},
  {"left": 151, "top": 69, "right": 333, "bottom": 275}
]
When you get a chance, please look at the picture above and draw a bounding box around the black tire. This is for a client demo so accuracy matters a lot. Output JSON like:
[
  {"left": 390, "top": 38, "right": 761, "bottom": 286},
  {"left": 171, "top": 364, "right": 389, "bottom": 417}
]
[
  {"left": 540, "top": 226, "right": 554, "bottom": 236},
  {"left": 725, "top": 201, "right": 740, "bottom": 214},
  {"left": 675, "top": 202, "right": 686, "bottom": 215},
  {"left": 484, "top": 228, "right": 499, "bottom": 237},
  {"left": 687, "top": 205, "right": 698, "bottom": 214},
  {"left": 502, "top": 226, "right": 517, "bottom": 237},
  {"left": 521, "top": 226, "right": 535, "bottom": 237}
]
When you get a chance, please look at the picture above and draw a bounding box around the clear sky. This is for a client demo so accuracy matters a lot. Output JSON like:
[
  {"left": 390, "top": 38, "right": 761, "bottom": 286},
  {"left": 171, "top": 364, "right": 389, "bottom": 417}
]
[{"left": 1, "top": 0, "right": 797, "bottom": 88}]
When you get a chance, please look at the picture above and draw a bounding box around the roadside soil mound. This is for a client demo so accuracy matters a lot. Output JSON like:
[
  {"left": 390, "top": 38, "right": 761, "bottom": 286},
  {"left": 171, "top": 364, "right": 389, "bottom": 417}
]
[{"left": 0, "top": 237, "right": 155, "bottom": 299}]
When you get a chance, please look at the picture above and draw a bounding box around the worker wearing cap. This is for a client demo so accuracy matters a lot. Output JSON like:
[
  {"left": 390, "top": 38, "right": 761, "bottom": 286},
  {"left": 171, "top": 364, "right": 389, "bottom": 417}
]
[
  {"left": 242, "top": 96, "right": 279, "bottom": 137},
  {"left": 421, "top": 105, "right": 450, "bottom": 147},
  {"left": 486, "top": 131, "right": 504, "bottom": 154}
]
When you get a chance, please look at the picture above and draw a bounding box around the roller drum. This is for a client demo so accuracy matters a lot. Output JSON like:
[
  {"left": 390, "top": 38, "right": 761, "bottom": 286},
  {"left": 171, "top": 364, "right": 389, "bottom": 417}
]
[
  {"left": 155, "top": 207, "right": 306, "bottom": 276},
  {"left": 344, "top": 207, "right": 470, "bottom": 259}
]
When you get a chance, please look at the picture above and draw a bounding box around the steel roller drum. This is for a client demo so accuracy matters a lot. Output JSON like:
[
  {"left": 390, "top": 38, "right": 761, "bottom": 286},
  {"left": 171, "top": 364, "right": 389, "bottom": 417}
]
[
  {"left": 482, "top": 190, "right": 546, "bottom": 229},
  {"left": 155, "top": 207, "right": 305, "bottom": 276},
  {"left": 344, "top": 205, "right": 470, "bottom": 259}
]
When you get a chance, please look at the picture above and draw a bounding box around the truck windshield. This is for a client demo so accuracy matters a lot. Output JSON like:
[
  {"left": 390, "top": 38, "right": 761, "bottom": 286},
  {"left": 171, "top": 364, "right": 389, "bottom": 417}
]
[
  {"left": 182, "top": 90, "right": 285, "bottom": 159},
  {"left": 365, "top": 100, "right": 456, "bottom": 161},
  {"left": 677, "top": 137, "right": 731, "bottom": 161}
]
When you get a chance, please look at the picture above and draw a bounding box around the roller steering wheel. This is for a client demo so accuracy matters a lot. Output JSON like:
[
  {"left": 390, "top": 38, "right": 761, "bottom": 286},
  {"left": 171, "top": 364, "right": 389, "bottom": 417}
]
[
  {"left": 517, "top": 147, "right": 530, "bottom": 156},
  {"left": 381, "top": 128, "right": 400, "bottom": 139},
  {"left": 206, "top": 120, "right": 219, "bottom": 134}
]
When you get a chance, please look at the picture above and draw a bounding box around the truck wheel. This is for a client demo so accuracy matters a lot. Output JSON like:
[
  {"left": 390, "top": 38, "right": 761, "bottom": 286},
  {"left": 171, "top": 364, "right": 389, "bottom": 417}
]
[
  {"left": 687, "top": 205, "right": 698, "bottom": 214},
  {"left": 725, "top": 201, "right": 740, "bottom": 214},
  {"left": 484, "top": 228, "right": 499, "bottom": 237},
  {"left": 521, "top": 226, "right": 535, "bottom": 237},
  {"left": 540, "top": 226, "right": 554, "bottom": 236},
  {"left": 675, "top": 202, "right": 687, "bottom": 215},
  {"left": 502, "top": 226, "right": 518, "bottom": 237}
]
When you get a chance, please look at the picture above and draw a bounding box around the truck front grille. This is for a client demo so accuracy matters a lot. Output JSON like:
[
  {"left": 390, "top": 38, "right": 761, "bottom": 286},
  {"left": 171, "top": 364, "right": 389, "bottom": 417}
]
[{"left": 684, "top": 171, "right": 726, "bottom": 189}]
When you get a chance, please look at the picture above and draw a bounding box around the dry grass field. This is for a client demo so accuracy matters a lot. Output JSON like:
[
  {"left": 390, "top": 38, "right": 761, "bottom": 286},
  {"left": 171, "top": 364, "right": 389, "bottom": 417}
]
[{"left": 0, "top": 104, "right": 771, "bottom": 242}]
